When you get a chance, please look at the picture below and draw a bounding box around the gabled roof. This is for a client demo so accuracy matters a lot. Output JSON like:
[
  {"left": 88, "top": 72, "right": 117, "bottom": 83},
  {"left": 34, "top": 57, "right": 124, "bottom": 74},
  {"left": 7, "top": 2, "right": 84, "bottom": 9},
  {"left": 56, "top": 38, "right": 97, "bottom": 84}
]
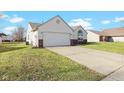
[
  {"left": 41, "top": 15, "right": 75, "bottom": 32},
  {"left": 71, "top": 26, "right": 80, "bottom": 31},
  {"left": 29, "top": 15, "right": 75, "bottom": 32},
  {"left": 71, "top": 25, "right": 87, "bottom": 34},
  {"left": 87, "top": 30, "right": 102, "bottom": 35},
  {"left": 29, "top": 22, "right": 42, "bottom": 30},
  {"left": 102, "top": 27, "right": 124, "bottom": 36}
]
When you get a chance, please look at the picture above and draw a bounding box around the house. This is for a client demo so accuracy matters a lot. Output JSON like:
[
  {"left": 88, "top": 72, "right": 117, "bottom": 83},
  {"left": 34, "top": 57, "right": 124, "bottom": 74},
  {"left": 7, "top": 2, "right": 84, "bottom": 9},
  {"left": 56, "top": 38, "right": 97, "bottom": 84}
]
[
  {"left": 0, "top": 33, "right": 7, "bottom": 43},
  {"left": 87, "top": 30, "right": 101, "bottom": 42},
  {"left": 87, "top": 27, "right": 124, "bottom": 42},
  {"left": 26, "top": 15, "right": 87, "bottom": 48},
  {"left": 2, "top": 35, "right": 13, "bottom": 42},
  {"left": 100, "top": 27, "right": 124, "bottom": 42}
]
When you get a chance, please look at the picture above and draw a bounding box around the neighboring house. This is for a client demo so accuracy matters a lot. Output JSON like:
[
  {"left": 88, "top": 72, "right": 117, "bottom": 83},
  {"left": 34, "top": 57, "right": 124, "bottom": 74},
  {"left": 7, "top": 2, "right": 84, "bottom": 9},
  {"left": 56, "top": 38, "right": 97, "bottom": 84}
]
[
  {"left": 26, "top": 15, "right": 87, "bottom": 48},
  {"left": 100, "top": 27, "right": 124, "bottom": 42},
  {"left": 0, "top": 33, "right": 7, "bottom": 43},
  {"left": 2, "top": 35, "right": 13, "bottom": 42},
  {"left": 87, "top": 27, "right": 124, "bottom": 42},
  {"left": 87, "top": 30, "right": 101, "bottom": 42}
]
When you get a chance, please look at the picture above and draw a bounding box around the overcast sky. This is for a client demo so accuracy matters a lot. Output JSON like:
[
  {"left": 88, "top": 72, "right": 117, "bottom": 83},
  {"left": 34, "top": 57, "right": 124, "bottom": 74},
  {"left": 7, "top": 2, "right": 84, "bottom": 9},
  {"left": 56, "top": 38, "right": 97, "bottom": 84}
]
[{"left": 0, "top": 11, "right": 124, "bottom": 35}]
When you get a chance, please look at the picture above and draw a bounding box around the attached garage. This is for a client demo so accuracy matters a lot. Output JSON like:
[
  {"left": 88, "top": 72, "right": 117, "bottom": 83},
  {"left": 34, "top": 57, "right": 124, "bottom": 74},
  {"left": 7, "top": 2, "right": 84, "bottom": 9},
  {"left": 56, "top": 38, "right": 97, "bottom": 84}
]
[{"left": 43, "top": 33, "right": 70, "bottom": 47}]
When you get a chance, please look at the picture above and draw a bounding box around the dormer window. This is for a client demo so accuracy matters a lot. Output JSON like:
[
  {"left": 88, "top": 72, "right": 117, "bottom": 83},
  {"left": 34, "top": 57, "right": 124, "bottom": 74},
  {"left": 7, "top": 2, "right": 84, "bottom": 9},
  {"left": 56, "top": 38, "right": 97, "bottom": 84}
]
[{"left": 78, "top": 30, "right": 83, "bottom": 36}]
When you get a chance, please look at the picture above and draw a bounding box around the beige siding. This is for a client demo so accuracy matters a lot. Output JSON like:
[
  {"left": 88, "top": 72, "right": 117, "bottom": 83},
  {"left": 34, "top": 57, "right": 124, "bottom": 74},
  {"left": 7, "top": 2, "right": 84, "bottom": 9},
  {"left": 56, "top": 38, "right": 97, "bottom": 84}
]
[
  {"left": 87, "top": 30, "right": 100, "bottom": 42},
  {"left": 74, "top": 27, "right": 87, "bottom": 39},
  {"left": 38, "top": 16, "right": 73, "bottom": 39},
  {"left": 32, "top": 31, "right": 38, "bottom": 47},
  {"left": 72, "top": 31, "right": 77, "bottom": 39},
  {"left": 28, "top": 31, "right": 38, "bottom": 47},
  {"left": 26, "top": 24, "right": 38, "bottom": 47},
  {"left": 26, "top": 24, "right": 32, "bottom": 43}
]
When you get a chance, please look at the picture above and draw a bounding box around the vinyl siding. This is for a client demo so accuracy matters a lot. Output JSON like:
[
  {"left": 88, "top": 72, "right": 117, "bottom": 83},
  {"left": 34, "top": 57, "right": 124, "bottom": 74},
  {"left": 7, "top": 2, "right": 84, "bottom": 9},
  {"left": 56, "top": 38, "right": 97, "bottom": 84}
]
[{"left": 87, "top": 31, "right": 100, "bottom": 42}]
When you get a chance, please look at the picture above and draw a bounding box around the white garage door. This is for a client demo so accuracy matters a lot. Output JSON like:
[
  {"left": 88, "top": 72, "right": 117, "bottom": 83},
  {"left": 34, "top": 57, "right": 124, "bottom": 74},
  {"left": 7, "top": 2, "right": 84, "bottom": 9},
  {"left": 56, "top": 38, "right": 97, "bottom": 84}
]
[
  {"left": 43, "top": 33, "right": 70, "bottom": 47},
  {"left": 112, "top": 37, "right": 124, "bottom": 42}
]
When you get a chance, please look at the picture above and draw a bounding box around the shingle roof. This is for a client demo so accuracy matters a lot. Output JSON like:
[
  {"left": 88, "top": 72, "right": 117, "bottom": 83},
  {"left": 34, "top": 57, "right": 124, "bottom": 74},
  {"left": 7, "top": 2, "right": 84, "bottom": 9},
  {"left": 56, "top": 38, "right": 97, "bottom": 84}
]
[
  {"left": 102, "top": 27, "right": 124, "bottom": 36},
  {"left": 71, "top": 26, "right": 81, "bottom": 31},
  {"left": 28, "top": 15, "right": 74, "bottom": 32},
  {"left": 71, "top": 25, "right": 88, "bottom": 34},
  {"left": 87, "top": 30, "right": 103, "bottom": 35},
  {"left": 29, "top": 22, "right": 42, "bottom": 29}
]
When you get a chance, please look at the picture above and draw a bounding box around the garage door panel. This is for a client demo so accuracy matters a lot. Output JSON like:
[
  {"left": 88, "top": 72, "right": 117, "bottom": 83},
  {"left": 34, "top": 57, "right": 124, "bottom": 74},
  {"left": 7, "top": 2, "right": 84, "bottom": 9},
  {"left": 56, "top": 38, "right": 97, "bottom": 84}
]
[
  {"left": 43, "top": 33, "right": 70, "bottom": 47},
  {"left": 112, "top": 37, "right": 124, "bottom": 42}
]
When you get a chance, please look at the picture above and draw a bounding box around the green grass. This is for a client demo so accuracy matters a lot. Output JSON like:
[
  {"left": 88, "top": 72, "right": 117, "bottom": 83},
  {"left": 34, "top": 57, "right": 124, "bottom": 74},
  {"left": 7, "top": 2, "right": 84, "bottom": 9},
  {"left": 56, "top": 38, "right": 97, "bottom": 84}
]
[
  {"left": 82, "top": 42, "right": 124, "bottom": 55},
  {"left": 0, "top": 43, "right": 104, "bottom": 81}
]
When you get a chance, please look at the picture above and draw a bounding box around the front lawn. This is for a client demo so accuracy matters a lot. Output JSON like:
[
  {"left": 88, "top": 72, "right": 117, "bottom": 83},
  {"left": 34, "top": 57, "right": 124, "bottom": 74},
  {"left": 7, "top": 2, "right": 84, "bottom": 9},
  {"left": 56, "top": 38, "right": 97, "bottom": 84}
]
[
  {"left": 82, "top": 42, "right": 124, "bottom": 55},
  {"left": 0, "top": 43, "right": 104, "bottom": 81}
]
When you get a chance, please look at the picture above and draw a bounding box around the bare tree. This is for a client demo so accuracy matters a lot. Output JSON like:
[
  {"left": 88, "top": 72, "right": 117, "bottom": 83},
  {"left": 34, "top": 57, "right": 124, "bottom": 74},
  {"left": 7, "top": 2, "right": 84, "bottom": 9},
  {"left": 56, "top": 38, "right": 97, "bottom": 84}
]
[{"left": 12, "top": 26, "right": 26, "bottom": 42}]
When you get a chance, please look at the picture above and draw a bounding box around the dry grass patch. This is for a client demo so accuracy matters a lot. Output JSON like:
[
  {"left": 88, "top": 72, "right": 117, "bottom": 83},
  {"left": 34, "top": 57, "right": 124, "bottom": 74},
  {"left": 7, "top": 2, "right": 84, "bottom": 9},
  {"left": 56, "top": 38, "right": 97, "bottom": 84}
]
[{"left": 0, "top": 43, "right": 104, "bottom": 80}]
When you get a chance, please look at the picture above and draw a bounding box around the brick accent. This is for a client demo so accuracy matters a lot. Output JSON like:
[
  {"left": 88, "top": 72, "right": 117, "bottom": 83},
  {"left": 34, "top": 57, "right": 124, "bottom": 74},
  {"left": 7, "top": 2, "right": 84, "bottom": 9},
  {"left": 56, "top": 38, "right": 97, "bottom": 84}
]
[
  {"left": 38, "top": 39, "right": 43, "bottom": 48},
  {"left": 82, "top": 39, "right": 87, "bottom": 44},
  {"left": 70, "top": 39, "right": 78, "bottom": 46}
]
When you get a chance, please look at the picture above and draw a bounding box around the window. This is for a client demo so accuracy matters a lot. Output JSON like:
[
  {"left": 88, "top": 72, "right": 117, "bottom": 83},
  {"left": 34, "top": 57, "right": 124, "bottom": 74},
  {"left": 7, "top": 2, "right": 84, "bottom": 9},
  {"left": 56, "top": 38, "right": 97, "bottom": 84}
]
[
  {"left": 78, "top": 30, "right": 84, "bottom": 43},
  {"left": 78, "top": 30, "right": 83, "bottom": 36}
]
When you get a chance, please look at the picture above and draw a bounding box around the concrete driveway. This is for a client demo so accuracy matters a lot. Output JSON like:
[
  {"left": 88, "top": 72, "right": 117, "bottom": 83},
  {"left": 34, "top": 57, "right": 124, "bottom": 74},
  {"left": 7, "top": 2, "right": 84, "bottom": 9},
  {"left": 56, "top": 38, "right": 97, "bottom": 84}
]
[{"left": 47, "top": 46, "right": 124, "bottom": 81}]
